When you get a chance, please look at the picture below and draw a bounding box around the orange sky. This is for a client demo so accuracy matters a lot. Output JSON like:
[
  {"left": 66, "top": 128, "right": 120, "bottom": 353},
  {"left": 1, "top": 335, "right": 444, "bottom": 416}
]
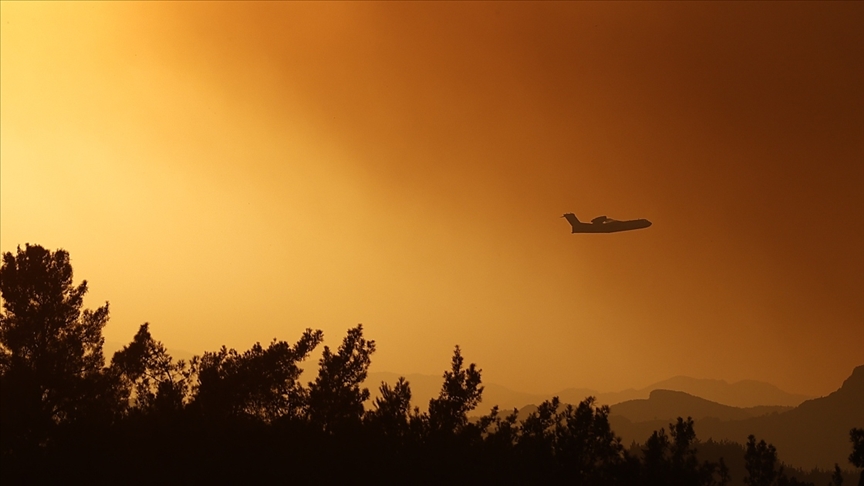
[{"left": 1, "top": 2, "right": 862, "bottom": 398}]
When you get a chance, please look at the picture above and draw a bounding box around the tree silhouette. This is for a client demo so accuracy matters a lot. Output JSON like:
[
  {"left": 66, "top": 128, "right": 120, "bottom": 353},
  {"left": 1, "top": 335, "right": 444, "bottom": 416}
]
[
  {"left": 193, "top": 329, "right": 323, "bottom": 421},
  {"left": 853, "top": 429, "right": 864, "bottom": 467},
  {"left": 641, "top": 418, "right": 729, "bottom": 486},
  {"left": 110, "top": 323, "right": 192, "bottom": 415},
  {"left": 0, "top": 244, "right": 112, "bottom": 451},
  {"left": 515, "top": 396, "right": 560, "bottom": 475},
  {"left": 482, "top": 405, "right": 520, "bottom": 451},
  {"left": 553, "top": 397, "right": 631, "bottom": 485},
  {"left": 427, "top": 345, "right": 483, "bottom": 435},
  {"left": 4, "top": 243, "right": 860, "bottom": 484},
  {"left": 504, "top": 396, "right": 638, "bottom": 484},
  {"left": 745, "top": 435, "right": 783, "bottom": 486},
  {"left": 830, "top": 464, "right": 845, "bottom": 486},
  {"left": 307, "top": 324, "right": 375, "bottom": 432},
  {"left": 850, "top": 428, "right": 864, "bottom": 486},
  {"left": 366, "top": 376, "right": 414, "bottom": 440}
]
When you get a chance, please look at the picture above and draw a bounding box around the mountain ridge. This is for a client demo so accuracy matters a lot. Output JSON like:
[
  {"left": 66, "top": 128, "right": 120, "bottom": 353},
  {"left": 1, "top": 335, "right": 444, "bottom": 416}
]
[
  {"left": 608, "top": 365, "right": 864, "bottom": 470},
  {"left": 610, "top": 389, "right": 793, "bottom": 423}
]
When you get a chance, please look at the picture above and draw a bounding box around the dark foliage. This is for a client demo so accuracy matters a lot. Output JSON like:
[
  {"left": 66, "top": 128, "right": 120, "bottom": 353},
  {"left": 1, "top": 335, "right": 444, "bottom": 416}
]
[
  {"left": 110, "top": 322, "right": 192, "bottom": 415},
  {"left": 851, "top": 428, "right": 864, "bottom": 469},
  {"left": 745, "top": 435, "right": 783, "bottom": 486},
  {"left": 640, "top": 417, "right": 729, "bottom": 486},
  {"left": 192, "top": 329, "right": 322, "bottom": 422},
  {"left": 851, "top": 428, "right": 864, "bottom": 486},
  {"left": 0, "top": 244, "right": 858, "bottom": 485},
  {"left": 831, "top": 464, "right": 845, "bottom": 486},
  {"left": 427, "top": 345, "right": 483, "bottom": 436},
  {"left": 740, "top": 434, "right": 837, "bottom": 486},
  {"left": 0, "top": 245, "right": 114, "bottom": 454},
  {"left": 307, "top": 324, "right": 374, "bottom": 432}
]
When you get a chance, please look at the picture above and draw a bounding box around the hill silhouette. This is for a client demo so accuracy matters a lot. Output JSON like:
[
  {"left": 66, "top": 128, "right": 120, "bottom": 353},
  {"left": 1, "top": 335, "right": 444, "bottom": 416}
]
[
  {"left": 594, "top": 376, "right": 811, "bottom": 408},
  {"left": 610, "top": 389, "right": 792, "bottom": 423},
  {"left": 699, "top": 364, "right": 864, "bottom": 470},
  {"left": 609, "top": 365, "right": 864, "bottom": 470}
]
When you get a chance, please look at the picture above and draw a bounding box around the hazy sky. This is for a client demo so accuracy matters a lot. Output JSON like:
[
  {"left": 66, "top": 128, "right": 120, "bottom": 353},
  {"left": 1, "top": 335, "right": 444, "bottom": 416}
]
[{"left": 2, "top": 2, "right": 861, "bottom": 397}]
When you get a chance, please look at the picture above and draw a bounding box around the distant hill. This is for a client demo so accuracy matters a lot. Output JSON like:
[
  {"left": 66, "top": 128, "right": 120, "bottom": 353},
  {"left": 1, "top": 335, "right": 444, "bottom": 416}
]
[
  {"left": 595, "top": 376, "right": 811, "bottom": 408},
  {"left": 697, "top": 364, "right": 864, "bottom": 470},
  {"left": 610, "top": 389, "right": 792, "bottom": 423},
  {"left": 610, "top": 365, "right": 864, "bottom": 470},
  {"left": 643, "top": 376, "right": 811, "bottom": 407}
]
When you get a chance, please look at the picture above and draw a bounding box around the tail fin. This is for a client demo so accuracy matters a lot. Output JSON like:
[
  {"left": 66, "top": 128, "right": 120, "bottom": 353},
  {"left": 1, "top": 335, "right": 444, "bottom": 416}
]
[{"left": 562, "top": 213, "right": 581, "bottom": 231}]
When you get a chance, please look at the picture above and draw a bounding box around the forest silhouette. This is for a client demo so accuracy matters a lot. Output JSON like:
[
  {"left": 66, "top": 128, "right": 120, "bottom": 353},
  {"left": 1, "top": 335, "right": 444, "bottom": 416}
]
[{"left": 1, "top": 244, "right": 862, "bottom": 485}]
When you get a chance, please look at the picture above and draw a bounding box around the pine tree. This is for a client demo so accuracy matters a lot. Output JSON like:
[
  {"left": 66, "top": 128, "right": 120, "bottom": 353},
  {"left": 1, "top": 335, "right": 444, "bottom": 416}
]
[{"left": 0, "top": 244, "right": 112, "bottom": 449}]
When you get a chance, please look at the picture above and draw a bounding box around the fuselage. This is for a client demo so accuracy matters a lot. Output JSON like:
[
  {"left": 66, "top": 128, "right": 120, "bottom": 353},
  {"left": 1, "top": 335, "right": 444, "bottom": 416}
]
[
  {"left": 562, "top": 213, "right": 652, "bottom": 233},
  {"left": 570, "top": 219, "right": 652, "bottom": 233}
]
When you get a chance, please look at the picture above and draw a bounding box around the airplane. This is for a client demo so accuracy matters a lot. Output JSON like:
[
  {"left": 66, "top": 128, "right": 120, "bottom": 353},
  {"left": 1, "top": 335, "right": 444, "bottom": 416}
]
[{"left": 562, "top": 213, "right": 652, "bottom": 233}]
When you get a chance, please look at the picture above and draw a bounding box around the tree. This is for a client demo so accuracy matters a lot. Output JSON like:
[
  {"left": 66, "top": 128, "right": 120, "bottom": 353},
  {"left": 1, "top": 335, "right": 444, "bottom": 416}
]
[
  {"left": 110, "top": 323, "right": 192, "bottom": 415},
  {"left": 365, "top": 376, "right": 413, "bottom": 439},
  {"left": 427, "top": 345, "right": 483, "bottom": 435},
  {"left": 554, "top": 398, "right": 629, "bottom": 484},
  {"left": 0, "top": 244, "right": 111, "bottom": 448},
  {"left": 482, "top": 405, "right": 520, "bottom": 451},
  {"left": 745, "top": 435, "right": 783, "bottom": 486},
  {"left": 641, "top": 418, "right": 728, "bottom": 486},
  {"left": 852, "top": 429, "right": 864, "bottom": 467},
  {"left": 193, "top": 328, "right": 323, "bottom": 422},
  {"left": 642, "top": 427, "right": 672, "bottom": 485},
  {"left": 850, "top": 428, "right": 864, "bottom": 486},
  {"left": 307, "top": 324, "right": 375, "bottom": 431},
  {"left": 517, "top": 396, "right": 560, "bottom": 455},
  {"left": 830, "top": 464, "right": 844, "bottom": 486}
]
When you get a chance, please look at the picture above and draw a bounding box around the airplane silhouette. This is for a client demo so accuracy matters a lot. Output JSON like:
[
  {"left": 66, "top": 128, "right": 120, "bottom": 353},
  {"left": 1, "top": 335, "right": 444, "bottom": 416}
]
[{"left": 562, "top": 213, "right": 652, "bottom": 233}]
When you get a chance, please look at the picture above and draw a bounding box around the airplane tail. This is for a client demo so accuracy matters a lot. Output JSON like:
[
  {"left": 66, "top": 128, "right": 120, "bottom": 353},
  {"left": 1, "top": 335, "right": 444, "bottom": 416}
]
[{"left": 562, "top": 213, "right": 581, "bottom": 231}]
